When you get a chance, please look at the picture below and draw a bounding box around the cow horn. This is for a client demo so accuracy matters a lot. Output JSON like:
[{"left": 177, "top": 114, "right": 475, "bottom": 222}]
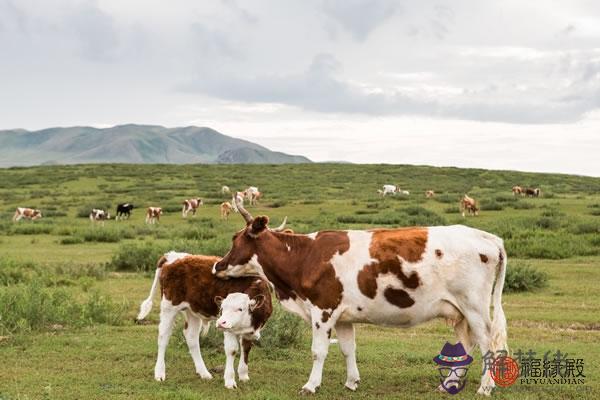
[
  {"left": 270, "top": 216, "right": 288, "bottom": 232},
  {"left": 235, "top": 194, "right": 253, "bottom": 223}
]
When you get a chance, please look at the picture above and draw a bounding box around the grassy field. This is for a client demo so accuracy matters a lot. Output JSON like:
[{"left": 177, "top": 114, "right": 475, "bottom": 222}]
[{"left": 0, "top": 163, "right": 599, "bottom": 399}]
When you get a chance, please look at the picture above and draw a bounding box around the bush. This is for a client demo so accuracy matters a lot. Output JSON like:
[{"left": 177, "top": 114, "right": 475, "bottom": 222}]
[
  {"left": 569, "top": 222, "right": 600, "bottom": 235},
  {"left": 13, "top": 224, "right": 53, "bottom": 235},
  {"left": 480, "top": 200, "right": 503, "bottom": 211},
  {"left": 511, "top": 201, "right": 536, "bottom": 210},
  {"left": 504, "top": 263, "right": 548, "bottom": 293},
  {"left": 60, "top": 236, "right": 85, "bottom": 245},
  {"left": 108, "top": 242, "right": 165, "bottom": 271},
  {"left": 260, "top": 304, "right": 305, "bottom": 349}
]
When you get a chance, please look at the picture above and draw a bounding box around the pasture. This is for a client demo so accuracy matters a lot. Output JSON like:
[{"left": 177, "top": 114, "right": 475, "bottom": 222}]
[{"left": 0, "top": 163, "right": 599, "bottom": 399}]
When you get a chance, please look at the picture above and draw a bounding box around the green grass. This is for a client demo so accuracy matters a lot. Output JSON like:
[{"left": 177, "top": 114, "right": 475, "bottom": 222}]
[{"left": 0, "top": 163, "right": 599, "bottom": 399}]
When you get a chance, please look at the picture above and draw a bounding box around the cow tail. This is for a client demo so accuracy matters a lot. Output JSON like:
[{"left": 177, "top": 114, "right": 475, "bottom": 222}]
[
  {"left": 490, "top": 245, "right": 508, "bottom": 353},
  {"left": 136, "top": 256, "right": 167, "bottom": 321}
]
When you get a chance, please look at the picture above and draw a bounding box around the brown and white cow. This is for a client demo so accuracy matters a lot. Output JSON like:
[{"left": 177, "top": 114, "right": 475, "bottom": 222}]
[
  {"left": 460, "top": 194, "right": 479, "bottom": 217},
  {"left": 221, "top": 202, "right": 234, "bottom": 220},
  {"left": 222, "top": 185, "right": 231, "bottom": 195},
  {"left": 182, "top": 198, "right": 203, "bottom": 218},
  {"left": 146, "top": 207, "right": 163, "bottom": 224},
  {"left": 244, "top": 187, "right": 261, "bottom": 206},
  {"left": 511, "top": 186, "right": 523, "bottom": 196},
  {"left": 425, "top": 190, "right": 435, "bottom": 198},
  {"left": 136, "top": 252, "right": 272, "bottom": 389},
  {"left": 213, "top": 198, "right": 508, "bottom": 396},
  {"left": 12, "top": 207, "right": 42, "bottom": 222},
  {"left": 89, "top": 209, "right": 111, "bottom": 225},
  {"left": 524, "top": 188, "right": 541, "bottom": 197}
]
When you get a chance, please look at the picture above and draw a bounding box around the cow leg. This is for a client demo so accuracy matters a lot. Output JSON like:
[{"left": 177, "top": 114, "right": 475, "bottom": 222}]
[
  {"left": 183, "top": 310, "right": 212, "bottom": 380},
  {"left": 238, "top": 337, "right": 252, "bottom": 382},
  {"left": 223, "top": 332, "right": 239, "bottom": 389},
  {"left": 335, "top": 322, "right": 360, "bottom": 391},
  {"left": 301, "top": 309, "right": 335, "bottom": 394},
  {"left": 154, "top": 300, "right": 178, "bottom": 381},
  {"left": 463, "top": 310, "right": 495, "bottom": 396}
]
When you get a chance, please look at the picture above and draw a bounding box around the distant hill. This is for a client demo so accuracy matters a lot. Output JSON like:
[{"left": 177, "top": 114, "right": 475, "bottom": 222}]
[{"left": 0, "top": 124, "right": 311, "bottom": 166}]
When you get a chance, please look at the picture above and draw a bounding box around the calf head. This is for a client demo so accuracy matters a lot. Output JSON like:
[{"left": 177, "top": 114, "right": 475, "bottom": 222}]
[
  {"left": 32, "top": 210, "right": 42, "bottom": 219},
  {"left": 216, "top": 293, "right": 265, "bottom": 331}
]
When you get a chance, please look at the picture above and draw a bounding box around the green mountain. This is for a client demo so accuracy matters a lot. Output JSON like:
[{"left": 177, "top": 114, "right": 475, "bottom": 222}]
[{"left": 0, "top": 124, "right": 311, "bottom": 166}]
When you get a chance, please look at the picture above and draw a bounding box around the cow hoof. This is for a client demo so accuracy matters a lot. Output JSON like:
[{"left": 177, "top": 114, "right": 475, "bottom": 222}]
[
  {"left": 197, "top": 371, "right": 213, "bottom": 380},
  {"left": 476, "top": 386, "right": 492, "bottom": 396},
  {"left": 299, "top": 386, "right": 316, "bottom": 395},
  {"left": 345, "top": 379, "right": 360, "bottom": 391},
  {"left": 154, "top": 373, "right": 165, "bottom": 382},
  {"left": 225, "top": 380, "right": 237, "bottom": 389},
  {"left": 239, "top": 374, "right": 250, "bottom": 382}
]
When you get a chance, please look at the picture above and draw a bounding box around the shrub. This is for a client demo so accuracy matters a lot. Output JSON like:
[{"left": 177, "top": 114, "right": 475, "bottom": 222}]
[
  {"left": 535, "top": 217, "right": 561, "bottom": 230},
  {"left": 480, "top": 200, "right": 503, "bottom": 211},
  {"left": 260, "top": 304, "right": 305, "bottom": 349},
  {"left": 13, "top": 224, "right": 53, "bottom": 235},
  {"left": 60, "top": 236, "right": 85, "bottom": 245},
  {"left": 504, "top": 263, "right": 548, "bottom": 293},
  {"left": 569, "top": 222, "right": 600, "bottom": 235},
  {"left": 444, "top": 205, "right": 460, "bottom": 214},
  {"left": 108, "top": 242, "right": 165, "bottom": 271},
  {"left": 180, "top": 227, "right": 216, "bottom": 241},
  {"left": 511, "top": 201, "right": 536, "bottom": 210}
]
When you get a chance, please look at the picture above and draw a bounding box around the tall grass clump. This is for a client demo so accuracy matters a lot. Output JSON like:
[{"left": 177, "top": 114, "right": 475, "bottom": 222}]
[{"left": 504, "top": 263, "right": 549, "bottom": 293}]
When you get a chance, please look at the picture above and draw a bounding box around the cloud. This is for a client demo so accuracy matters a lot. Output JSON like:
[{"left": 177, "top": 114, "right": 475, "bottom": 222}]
[
  {"left": 321, "top": 0, "right": 399, "bottom": 40},
  {"left": 66, "top": 2, "right": 119, "bottom": 62}
]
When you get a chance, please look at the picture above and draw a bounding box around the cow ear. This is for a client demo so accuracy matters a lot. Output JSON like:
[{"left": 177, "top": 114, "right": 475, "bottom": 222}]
[
  {"left": 250, "top": 216, "right": 269, "bottom": 235},
  {"left": 250, "top": 295, "right": 265, "bottom": 311},
  {"left": 214, "top": 296, "right": 224, "bottom": 307}
]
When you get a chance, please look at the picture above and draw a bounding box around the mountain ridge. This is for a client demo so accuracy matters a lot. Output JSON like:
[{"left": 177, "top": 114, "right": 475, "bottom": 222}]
[{"left": 0, "top": 124, "right": 311, "bottom": 166}]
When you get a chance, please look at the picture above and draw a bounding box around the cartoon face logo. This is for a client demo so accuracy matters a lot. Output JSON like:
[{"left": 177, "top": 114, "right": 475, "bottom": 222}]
[{"left": 433, "top": 342, "right": 473, "bottom": 395}]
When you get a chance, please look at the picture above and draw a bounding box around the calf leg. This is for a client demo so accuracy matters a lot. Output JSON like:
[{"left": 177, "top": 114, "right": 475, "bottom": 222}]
[
  {"left": 223, "top": 332, "right": 239, "bottom": 389},
  {"left": 237, "top": 337, "right": 253, "bottom": 382},
  {"left": 301, "top": 308, "right": 336, "bottom": 394},
  {"left": 335, "top": 322, "right": 360, "bottom": 391},
  {"left": 182, "top": 311, "right": 212, "bottom": 380},
  {"left": 154, "top": 300, "right": 178, "bottom": 381}
]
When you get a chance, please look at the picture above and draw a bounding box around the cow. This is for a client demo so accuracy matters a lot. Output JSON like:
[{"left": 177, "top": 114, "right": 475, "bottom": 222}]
[
  {"left": 221, "top": 202, "right": 234, "bottom": 220},
  {"left": 425, "top": 190, "right": 435, "bottom": 198},
  {"left": 136, "top": 252, "right": 274, "bottom": 389},
  {"left": 182, "top": 198, "right": 203, "bottom": 218},
  {"left": 116, "top": 203, "right": 134, "bottom": 220},
  {"left": 213, "top": 198, "right": 508, "bottom": 396},
  {"left": 89, "top": 209, "right": 110, "bottom": 225},
  {"left": 146, "top": 207, "right": 163, "bottom": 224},
  {"left": 222, "top": 185, "right": 231, "bottom": 195},
  {"left": 460, "top": 195, "right": 479, "bottom": 217},
  {"left": 511, "top": 186, "right": 523, "bottom": 196},
  {"left": 400, "top": 190, "right": 410, "bottom": 196},
  {"left": 12, "top": 207, "right": 42, "bottom": 222},
  {"left": 244, "top": 187, "right": 261, "bottom": 206},
  {"left": 524, "top": 188, "right": 541, "bottom": 197},
  {"left": 379, "top": 184, "right": 398, "bottom": 196}
]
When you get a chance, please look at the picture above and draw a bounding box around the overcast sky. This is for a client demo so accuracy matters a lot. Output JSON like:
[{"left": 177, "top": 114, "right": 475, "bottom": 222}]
[{"left": 1, "top": 0, "right": 599, "bottom": 175}]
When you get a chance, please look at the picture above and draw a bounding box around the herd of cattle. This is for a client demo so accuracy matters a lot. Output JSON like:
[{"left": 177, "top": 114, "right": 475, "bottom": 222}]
[{"left": 8, "top": 182, "right": 546, "bottom": 395}]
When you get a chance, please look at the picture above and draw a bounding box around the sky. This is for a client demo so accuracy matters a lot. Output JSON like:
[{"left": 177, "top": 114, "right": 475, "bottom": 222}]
[{"left": 1, "top": 0, "right": 599, "bottom": 176}]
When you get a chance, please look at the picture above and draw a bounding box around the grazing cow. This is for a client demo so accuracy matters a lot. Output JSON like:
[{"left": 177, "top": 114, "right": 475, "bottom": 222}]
[
  {"left": 89, "top": 209, "right": 110, "bottom": 225},
  {"left": 146, "top": 207, "right": 163, "bottom": 224},
  {"left": 136, "top": 252, "right": 273, "bottom": 389},
  {"left": 12, "top": 207, "right": 42, "bottom": 222},
  {"left": 244, "top": 187, "right": 261, "bottom": 206},
  {"left": 221, "top": 202, "right": 234, "bottom": 220},
  {"left": 379, "top": 184, "right": 398, "bottom": 196},
  {"left": 425, "top": 190, "right": 435, "bottom": 198},
  {"left": 213, "top": 198, "right": 508, "bottom": 396},
  {"left": 116, "top": 203, "right": 134, "bottom": 220},
  {"left": 460, "top": 195, "right": 479, "bottom": 217},
  {"left": 511, "top": 186, "right": 523, "bottom": 196},
  {"left": 222, "top": 185, "right": 231, "bottom": 195},
  {"left": 524, "top": 188, "right": 541, "bottom": 197},
  {"left": 182, "top": 198, "right": 203, "bottom": 218}
]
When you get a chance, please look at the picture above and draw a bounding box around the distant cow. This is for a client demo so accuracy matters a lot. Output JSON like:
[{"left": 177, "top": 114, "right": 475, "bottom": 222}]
[
  {"left": 221, "top": 202, "right": 234, "bottom": 220},
  {"left": 136, "top": 252, "right": 273, "bottom": 389},
  {"left": 12, "top": 207, "right": 42, "bottom": 222},
  {"left": 425, "top": 190, "right": 435, "bottom": 198},
  {"left": 399, "top": 190, "right": 410, "bottom": 196},
  {"left": 146, "top": 207, "right": 163, "bottom": 224},
  {"left": 89, "top": 209, "right": 110, "bottom": 225},
  {"left": 460, "top": 194, "right": 479, "bottom": 217},
  {"left": 512, "top": 186, "right": 523, "bottom": 196},
  {"left": 182, "top": 198, "right": 203, "bottom": 218},
  {"left": 116, "top": 203, "right": 134, "bottom": 220},
  {"left": 222, "top": 186, "right": 231, "bottom": 195},
  {"left": 524, "top": 188, "right": 541, "bottom": 197},
  {"left": 244, "top": 187, "right": 261, "bottom": 206},
  {"left": 379, "top": 185, "right": 399, "bottom": 196}
]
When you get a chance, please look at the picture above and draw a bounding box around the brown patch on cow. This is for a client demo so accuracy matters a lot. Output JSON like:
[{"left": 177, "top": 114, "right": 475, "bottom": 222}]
[
  {"left": 435, "top": 249, "right": 443, "bottom": 258},
  {"left": 241, "top": 338, "right": 253, "bottom": 364},
  {"left": 356, "top": 228, "right": 426, "bottom": 305},
  {"left": 159, "top": 255, "right": 272, "bottom": 329},
  {"left": 479, "top": 254, "right": 489, "bottom": 263},
  {"left": 184, "top": 321, "right": 189, "bottom": 330},
  {"left": 315, "top": 322, "right": 320, "bottom": 329},
  {"left": 383, "top": 287, "right": 415, "bottom": 308},
  {"left": 321, "top": 311, "right": 331, "bottom": 323},
  {"left": 357, "top": 306, "right": 363, "bottom": 311},
  {"left": 327, "top": 328, "right": 332, "bottom": 339}
]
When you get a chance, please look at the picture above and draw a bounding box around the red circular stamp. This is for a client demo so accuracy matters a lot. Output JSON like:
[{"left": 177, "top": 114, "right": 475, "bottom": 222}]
[{"left": 490, "top": 356, "right": 519, "bottom": 387}]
